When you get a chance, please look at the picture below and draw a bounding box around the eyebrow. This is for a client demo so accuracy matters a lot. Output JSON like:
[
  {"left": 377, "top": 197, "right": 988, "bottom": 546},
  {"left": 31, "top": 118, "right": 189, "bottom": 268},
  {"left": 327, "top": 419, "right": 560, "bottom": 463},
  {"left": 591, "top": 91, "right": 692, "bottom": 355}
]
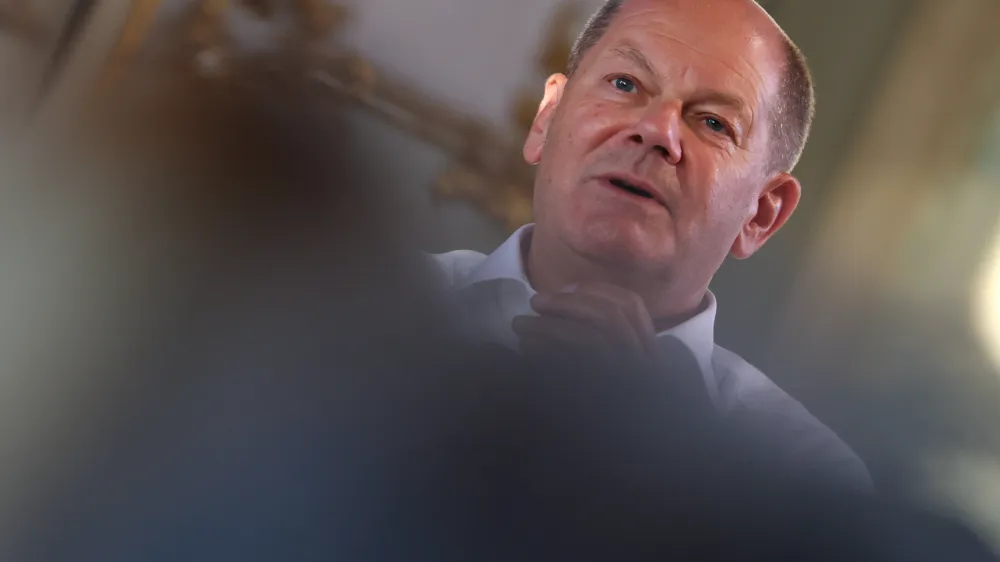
[
  {"left": 697, "top": 91, "right": 749, "bottom": 115},
  {"left": 611, "top": 44, "right": 658, "bottom": 78}
]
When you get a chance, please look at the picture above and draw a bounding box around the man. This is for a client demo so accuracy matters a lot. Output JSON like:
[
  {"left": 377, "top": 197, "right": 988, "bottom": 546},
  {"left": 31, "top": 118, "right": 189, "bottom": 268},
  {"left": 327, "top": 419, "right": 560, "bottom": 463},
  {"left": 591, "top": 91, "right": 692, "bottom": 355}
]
[{"left": 434, "top": 0, "right": 872, "bottom": 489}]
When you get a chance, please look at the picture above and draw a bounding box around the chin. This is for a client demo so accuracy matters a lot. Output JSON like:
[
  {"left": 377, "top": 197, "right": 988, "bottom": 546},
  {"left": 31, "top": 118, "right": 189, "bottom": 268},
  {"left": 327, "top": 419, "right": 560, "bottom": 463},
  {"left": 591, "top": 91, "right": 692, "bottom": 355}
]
[{"left": 571, "top": 217, "right": 674, "bottom": 268}]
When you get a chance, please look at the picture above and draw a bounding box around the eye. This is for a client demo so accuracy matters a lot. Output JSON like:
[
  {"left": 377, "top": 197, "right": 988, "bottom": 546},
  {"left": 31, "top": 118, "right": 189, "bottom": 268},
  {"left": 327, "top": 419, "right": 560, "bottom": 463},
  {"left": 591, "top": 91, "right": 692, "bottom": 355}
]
[
  {"left": 610, "top": 76, "right": 638, "bottom": 94},
  {"left": 704, "top": 116, "right": 729, "bottom": 134}
]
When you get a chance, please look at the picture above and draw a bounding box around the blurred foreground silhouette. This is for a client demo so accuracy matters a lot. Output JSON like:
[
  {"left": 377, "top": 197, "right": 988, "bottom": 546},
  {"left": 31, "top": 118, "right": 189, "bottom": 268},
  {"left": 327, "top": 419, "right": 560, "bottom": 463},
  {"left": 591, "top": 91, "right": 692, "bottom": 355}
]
[{"left": 0, "top": 44, "right": 997, "bottom": 562}]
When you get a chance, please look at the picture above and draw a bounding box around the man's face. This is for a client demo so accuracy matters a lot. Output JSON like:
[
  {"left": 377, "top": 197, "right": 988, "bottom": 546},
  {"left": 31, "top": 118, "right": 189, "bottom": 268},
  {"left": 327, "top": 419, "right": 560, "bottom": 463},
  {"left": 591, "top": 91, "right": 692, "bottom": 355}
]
[{"left": 524, "top": 0, "right": 796, "bottom": 284}]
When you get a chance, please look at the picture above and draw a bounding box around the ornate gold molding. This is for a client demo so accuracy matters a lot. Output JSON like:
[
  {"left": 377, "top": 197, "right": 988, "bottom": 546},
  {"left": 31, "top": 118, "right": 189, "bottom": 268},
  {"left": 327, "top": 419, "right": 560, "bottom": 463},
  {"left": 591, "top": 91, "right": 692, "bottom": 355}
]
[
  {"left": 313, "top": 52, "right": 537, "bottom": 230},
  {"left": 313, "top": 2, "right": 578, "bottom": 231},
  {"left": 213, "top": 1, "right": 576, "bottom": 231},
  {"left": 98, "top": 0, "right": 162, "bottom": 90},
  {"left": 97, "top": 0, "right": 577, "bottom": 232}
]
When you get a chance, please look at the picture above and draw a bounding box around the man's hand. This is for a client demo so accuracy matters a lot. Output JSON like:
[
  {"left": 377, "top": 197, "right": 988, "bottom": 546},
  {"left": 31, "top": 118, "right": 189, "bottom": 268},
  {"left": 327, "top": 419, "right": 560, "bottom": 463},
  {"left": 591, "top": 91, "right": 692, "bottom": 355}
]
[{"left": 511, "top": 281, "right": 660, "bottom": 361}]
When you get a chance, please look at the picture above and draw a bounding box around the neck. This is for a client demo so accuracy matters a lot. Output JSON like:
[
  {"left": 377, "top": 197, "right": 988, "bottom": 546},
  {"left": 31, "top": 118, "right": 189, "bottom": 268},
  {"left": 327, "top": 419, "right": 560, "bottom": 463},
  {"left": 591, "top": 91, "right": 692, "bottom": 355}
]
[{"left": 525, "top": 229, "right": 708, "bottom": 331}]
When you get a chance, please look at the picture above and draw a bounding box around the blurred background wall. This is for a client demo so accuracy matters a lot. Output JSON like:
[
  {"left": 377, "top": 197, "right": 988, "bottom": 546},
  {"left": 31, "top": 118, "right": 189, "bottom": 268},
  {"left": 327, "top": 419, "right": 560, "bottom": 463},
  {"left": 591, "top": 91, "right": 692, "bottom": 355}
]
[{"left": 3, "top": 0, "right": 1000, "bottom": 549}]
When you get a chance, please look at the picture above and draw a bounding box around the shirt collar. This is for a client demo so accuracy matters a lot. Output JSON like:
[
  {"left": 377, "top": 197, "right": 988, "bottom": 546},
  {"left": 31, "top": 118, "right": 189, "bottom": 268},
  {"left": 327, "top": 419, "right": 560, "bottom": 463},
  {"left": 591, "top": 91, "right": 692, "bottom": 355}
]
[
  {"left": 457, "top": 223, "right": 718, "bottom": 367},
  {"left": 456, "top": 223, "right": 535, "bottom": 290}
]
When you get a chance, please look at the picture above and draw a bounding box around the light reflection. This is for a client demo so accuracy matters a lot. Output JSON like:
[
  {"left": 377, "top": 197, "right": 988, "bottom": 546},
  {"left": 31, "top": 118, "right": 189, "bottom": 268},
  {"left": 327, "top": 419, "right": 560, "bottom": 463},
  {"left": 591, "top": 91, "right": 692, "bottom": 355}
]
[
  {"left": 971, "top": 109, "right": 1000, "bottom": 379},
  {"left": 972, "top": 213, "right": 1000, "bottom": 376}
]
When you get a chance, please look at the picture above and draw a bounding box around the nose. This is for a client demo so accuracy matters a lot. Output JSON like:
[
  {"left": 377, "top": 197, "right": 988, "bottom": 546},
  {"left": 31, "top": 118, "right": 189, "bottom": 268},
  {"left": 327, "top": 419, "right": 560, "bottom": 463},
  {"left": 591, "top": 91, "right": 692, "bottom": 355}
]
[{"left": 629, "top": 100, "right": 683, "bottom": 165}]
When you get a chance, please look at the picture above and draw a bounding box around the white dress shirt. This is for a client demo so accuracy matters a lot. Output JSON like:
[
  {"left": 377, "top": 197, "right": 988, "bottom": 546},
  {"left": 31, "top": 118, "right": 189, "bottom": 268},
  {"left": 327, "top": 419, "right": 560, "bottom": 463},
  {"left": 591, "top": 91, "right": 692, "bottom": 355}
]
[{"left": 432, "top": 224, "right": 872, "bottom": 491}]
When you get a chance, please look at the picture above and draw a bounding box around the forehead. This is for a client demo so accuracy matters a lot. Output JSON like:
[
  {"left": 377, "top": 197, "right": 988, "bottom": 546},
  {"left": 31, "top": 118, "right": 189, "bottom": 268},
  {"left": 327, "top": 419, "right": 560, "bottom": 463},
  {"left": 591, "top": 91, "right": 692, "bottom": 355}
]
[{"left": 593, "top": 0, "right": 784, "bottom": 105}]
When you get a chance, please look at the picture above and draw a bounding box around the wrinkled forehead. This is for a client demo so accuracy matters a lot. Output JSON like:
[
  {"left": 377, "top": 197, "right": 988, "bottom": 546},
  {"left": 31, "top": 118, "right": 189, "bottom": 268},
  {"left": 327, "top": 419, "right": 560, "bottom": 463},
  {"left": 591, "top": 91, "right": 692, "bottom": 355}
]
[{"left": 599, "top": 0, "right": 785, "bottom": 102}]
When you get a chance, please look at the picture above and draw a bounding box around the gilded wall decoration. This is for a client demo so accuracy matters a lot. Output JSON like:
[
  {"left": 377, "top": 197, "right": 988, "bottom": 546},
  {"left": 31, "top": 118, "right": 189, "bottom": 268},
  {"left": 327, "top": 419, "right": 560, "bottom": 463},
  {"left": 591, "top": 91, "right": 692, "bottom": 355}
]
[
  {"left": 311, "top": 1, "right": 579, "bottom": 231},
  {"left": 103, "top": 0, "right": 579, "bottom": 232}
]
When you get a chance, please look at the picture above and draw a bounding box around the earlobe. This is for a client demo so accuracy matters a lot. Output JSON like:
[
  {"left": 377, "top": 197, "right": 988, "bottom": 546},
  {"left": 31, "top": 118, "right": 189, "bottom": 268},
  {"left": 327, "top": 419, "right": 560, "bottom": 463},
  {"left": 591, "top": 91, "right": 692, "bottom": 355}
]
[
  {"left": 730, "top": 173, "right": 801, "bottom": 259},
  {"left": 523, "top": 73, "right": 568, "bottom": 165}
]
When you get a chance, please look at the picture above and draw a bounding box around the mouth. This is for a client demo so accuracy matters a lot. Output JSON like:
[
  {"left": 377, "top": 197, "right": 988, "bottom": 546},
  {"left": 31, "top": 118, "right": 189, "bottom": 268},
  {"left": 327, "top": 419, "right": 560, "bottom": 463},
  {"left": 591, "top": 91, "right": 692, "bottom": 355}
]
[
  {"left": 600, "top": 175, "right": 665, "bottom": 207},
  {"left": 609, "top": 177, "right": 654, "bottom": 199}
]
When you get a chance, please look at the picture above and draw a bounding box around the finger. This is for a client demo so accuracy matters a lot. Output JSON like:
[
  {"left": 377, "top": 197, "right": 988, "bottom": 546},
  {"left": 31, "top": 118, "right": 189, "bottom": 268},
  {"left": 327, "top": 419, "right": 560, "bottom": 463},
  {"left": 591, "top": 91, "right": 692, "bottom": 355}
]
[
  {"left": 569, "top": 281, "right": 657, "bottom": 338},
  {"left": 538, "top": 282, "right": 658, "bottom": 356},
  {"left": 530, "top": 291, "right": 646, "bottom": 354}
]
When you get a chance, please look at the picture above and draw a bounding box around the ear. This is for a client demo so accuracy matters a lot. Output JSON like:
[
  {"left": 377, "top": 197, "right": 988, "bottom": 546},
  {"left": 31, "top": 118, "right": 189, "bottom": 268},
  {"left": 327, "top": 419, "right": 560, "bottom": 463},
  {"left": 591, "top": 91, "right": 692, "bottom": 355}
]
[
  {"left": 523, "top": 73, "right": 568, "bottom": 165},
  {"left": 730, "top": 172, "right": 801, "bottom": 259}
]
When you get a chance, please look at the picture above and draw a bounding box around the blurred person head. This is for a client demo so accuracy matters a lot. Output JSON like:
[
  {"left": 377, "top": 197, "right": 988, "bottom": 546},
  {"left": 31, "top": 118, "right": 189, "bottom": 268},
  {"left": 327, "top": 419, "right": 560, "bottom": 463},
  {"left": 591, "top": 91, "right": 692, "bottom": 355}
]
[
  {"left": 523, "top": 0, "right": 813, "bottom": 320},
  {"left": 0, "top": 42, "right": 451, "bottom": 560}
]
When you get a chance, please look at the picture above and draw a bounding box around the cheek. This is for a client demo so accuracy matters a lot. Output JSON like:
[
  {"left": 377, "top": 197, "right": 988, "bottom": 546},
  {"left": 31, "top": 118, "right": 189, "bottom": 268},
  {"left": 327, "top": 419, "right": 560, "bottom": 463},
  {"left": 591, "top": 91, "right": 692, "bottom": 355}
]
[
  {"left": 677, "top": 147, "right": 721, "bottom": 205},
  {"left": 702, "top": 174, "right": 759, "bottom": 239},
  {"left": 677, "top": 153, "right": 750, "bottom": 229},
  {"left": 556, "top": 101, "right": 622, "bottom": 157},
  {"left": 537, "top": 97, "right": 639, "bottom": 202}
]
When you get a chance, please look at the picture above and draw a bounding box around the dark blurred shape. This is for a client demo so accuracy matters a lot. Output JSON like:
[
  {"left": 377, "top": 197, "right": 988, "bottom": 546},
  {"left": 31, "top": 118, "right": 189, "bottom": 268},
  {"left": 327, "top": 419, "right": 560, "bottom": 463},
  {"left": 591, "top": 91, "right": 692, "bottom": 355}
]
[
  {"left": 4, "top": 40, "right": 998, "bottom": 562},
  {"left": 30, "top": 0, "right": 96, "bottom": 116}
]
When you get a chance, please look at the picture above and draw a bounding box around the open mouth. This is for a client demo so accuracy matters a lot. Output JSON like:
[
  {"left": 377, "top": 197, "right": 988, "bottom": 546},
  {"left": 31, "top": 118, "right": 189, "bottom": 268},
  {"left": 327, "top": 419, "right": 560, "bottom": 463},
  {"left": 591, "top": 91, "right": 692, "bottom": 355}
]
[{"left": 608, "top": 177, "right": 655, "bottom": 200}]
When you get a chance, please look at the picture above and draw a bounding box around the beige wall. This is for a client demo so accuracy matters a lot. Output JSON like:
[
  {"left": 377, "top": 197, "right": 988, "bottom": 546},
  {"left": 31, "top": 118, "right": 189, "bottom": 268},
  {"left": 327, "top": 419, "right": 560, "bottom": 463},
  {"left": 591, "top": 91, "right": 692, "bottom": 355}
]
[{"left": 772, "top": 0, "right": 1000, "bottom": 537}]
